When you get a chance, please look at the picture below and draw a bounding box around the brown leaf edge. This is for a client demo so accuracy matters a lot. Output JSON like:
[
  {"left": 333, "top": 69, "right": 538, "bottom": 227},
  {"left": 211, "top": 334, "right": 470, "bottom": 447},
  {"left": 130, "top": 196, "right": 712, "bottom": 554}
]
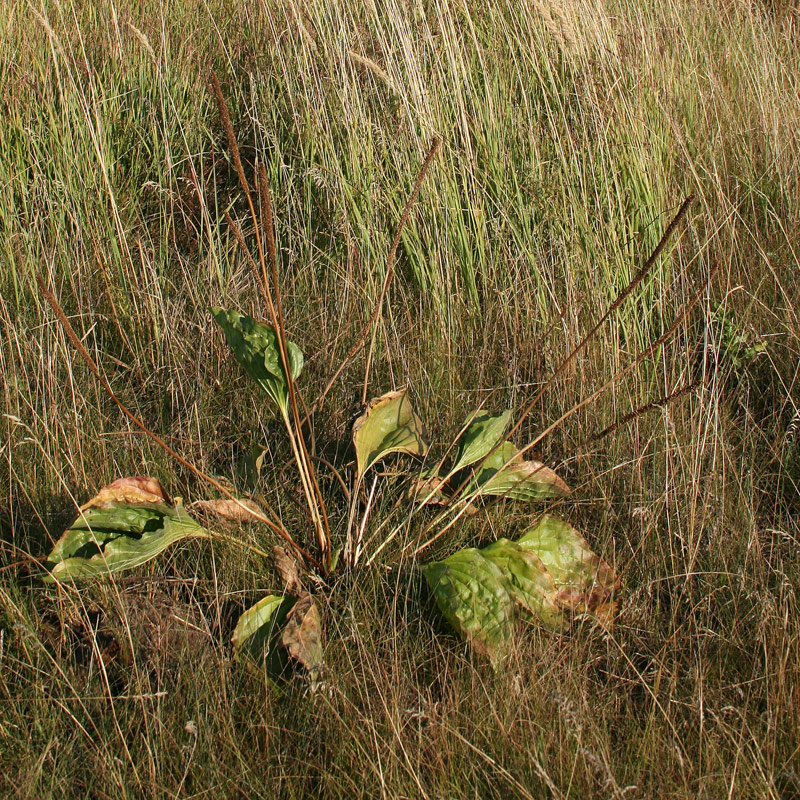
[{"left": 81, "top": 476, "right": 171, "bottom": 510}]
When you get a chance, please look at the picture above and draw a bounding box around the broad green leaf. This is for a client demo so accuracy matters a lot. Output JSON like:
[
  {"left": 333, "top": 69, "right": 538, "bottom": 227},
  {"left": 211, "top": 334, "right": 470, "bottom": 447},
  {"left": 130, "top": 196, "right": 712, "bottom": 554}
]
[
  {"left": 468, "top": 442, "right": 570, "bottom": 502},
  {"left": 212, "top": 307, "right": 303, "bottom": 415},
  {"left": 422, "top": 548, "right": 514, "bottom": 661},
  {"left": 517, "top": 515, "right": 619, "bottom": 627},
  {"left": 482, "top": 539, "right": 566, "bottom": 631},
  {"left": 352, "top": 390, "right": 427, "bottom": 479},
  {"left": 45, "top": 478, "right": 207, "bottom": 581},
  {"left": 451, "top": 410, "right": 512, "bottom": 472},
  {"left": 422, "top": 516, "right": 620, "bottom": 658},
  {"left": 232, "top": 594, "right": 295, "bottom": 671}
]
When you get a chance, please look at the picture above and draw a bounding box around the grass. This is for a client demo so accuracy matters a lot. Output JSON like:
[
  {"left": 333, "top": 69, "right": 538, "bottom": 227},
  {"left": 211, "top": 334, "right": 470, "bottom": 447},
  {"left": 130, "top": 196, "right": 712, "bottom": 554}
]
[{"left": 1, "top": 0, "right": 799, "bottom": 796}]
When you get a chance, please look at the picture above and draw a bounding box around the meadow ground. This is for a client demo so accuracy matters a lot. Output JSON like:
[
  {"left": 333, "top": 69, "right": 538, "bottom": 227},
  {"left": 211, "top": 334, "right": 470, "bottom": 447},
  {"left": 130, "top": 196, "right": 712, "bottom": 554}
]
[{"left": 1, "top": 0, "right": 799, "bottom": 797}]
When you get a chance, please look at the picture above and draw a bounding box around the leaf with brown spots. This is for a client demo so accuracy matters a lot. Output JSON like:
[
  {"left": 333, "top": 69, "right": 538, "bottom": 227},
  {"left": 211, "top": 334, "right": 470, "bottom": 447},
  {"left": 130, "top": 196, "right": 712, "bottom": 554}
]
[
  {"left": 82, "top": 476, "right": 170, "bottom": 509},
  {"left": 280, "top": 592, "right": 323, "bottom": 679}
]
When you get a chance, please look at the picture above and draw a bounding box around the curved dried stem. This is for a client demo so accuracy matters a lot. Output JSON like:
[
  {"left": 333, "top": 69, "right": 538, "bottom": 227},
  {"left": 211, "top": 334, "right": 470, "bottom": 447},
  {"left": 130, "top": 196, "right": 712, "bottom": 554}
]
[
  {"left": 584, "top": 381, "right": 701, "bottom": 446},
  {"left": 210, "top": 72, "right": 331, "bottom": 566},
  {"left": 425, "top": 196, "right": 698, "bottom": 529},
  {"left": 409, "top": 200, "right": 718, "bottom": 558},
  {"left": 361, "top": 137, "right": 441, "bottom": 405},
  {"left": 410, "top": 256, "right": 718, "bottom": 558},
  {"left": 300, "top": 138, "right": 441, "bottom": 423},
  {"left": 504, "top": 194, "right": 697, "bottom": 448}
]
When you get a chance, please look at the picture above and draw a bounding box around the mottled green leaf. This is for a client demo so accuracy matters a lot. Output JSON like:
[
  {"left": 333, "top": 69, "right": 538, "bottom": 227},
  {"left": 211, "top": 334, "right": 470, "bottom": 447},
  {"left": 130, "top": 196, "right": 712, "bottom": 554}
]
[
  {"left": 422, "top": 548, "right": 514, "bottom": 661},
  {"left": 423, "top": 516, "right": 620, "bottom": 658},
  {"left": 451, "top": 410, "right": 512, "bottom": 472},
  {"left": 352, "top": 390, "right": 427, "bottom": 479},
  {"left": 517, "top": 515, "right": 619, "bottom": 627},
  {"left": 468, "top": 442, "right": 570, "bottom": 502},
  {"left": 44, "top": 478, "right": 207, "bottom": 581},
  {"left": 212, "top": 307, "right": 303, "bottom": 415},
  {"left": 482, "top": 539, "right": 566, "bottom": 631}
]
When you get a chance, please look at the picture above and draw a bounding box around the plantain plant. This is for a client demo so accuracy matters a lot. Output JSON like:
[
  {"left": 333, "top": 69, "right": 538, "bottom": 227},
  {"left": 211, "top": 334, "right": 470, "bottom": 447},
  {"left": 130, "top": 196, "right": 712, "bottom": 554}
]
[{"left": 33, "top": 75, "right": 706, "bottom": 678}]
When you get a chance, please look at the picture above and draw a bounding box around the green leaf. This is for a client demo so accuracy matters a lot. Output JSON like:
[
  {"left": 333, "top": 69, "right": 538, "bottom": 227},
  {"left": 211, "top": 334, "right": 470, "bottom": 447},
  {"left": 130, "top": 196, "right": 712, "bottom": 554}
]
[
  {"left": 233, "top": 592, "right": 323, "bottom": 687},
  {"left": 451, "top": 410, "right": 512, "bottom": 472},
  {"left": 468, "top": 442, "right": 570, "bottom": 502},
  {"left": 212, "top": 307, "right": 303, "bottom": 415},
  {"left": 328, "top": 546, "right": 343, "bottom": 573},
  {"left": 352, "top": 390, "right": 428, "bottom": 479},
  {"left": 482, "top": 539, "right": 566, "bottom": 632},
  {"left": 44, "top": 478, "right": 207, "bottom": 581},
  {"left": 422, "top": 516, "right": 620, "bottom": 659},
  {"left": 517, "top": 515, "right": 619, "bottom": 627},
  {"left": 422, "top": 548, "right": 514, "bottom": 661},
  {"left": 232, "top": 594, "right": 295, "bottom": 672}
]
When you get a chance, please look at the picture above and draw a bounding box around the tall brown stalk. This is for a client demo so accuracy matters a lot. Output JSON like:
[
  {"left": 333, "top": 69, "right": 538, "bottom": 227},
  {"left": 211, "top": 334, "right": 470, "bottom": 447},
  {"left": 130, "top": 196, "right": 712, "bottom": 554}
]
[{"left": 209, "top": 72, "right": 331, "bottom": 568}]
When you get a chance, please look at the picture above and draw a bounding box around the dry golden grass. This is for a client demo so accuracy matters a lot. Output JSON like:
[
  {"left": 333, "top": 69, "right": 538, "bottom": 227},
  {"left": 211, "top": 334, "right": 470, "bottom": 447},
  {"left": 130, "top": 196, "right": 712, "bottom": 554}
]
[{"left": 1, "top": 0, "right": 799, "bottom": 796}]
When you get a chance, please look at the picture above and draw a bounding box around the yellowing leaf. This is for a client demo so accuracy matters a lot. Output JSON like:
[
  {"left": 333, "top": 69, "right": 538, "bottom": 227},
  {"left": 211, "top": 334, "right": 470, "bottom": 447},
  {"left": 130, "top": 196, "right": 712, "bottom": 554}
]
[
  {"left": 468, "top": 442, "right": 570, "bottom": 502},
  {"left": 517, "top": 515, "right": 619, "bottom": 628},
  {"left": 482, "top": 539, "right": 566, "bottom": 631},
  {"left": 423, "top": 515, "right": 620, "bottom": 660},
  {"left": 352, "top": 390, "right": 427, "bottom": 479}
]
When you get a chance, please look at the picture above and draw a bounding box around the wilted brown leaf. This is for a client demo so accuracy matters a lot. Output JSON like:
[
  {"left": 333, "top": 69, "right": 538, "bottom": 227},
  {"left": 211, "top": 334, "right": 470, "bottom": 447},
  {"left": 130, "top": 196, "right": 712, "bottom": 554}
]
[
  {"left": 406, "top": 473, "right": 451, "bottom": 507},
  {"left": 190, "top": 498, "right": 265, "bottom": 523},
  {"left": 280, "top": 592, "right": 323, "bottom": 676},
  {"left": 273, "top": 545, "right": 304, "bottom": 596}
]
